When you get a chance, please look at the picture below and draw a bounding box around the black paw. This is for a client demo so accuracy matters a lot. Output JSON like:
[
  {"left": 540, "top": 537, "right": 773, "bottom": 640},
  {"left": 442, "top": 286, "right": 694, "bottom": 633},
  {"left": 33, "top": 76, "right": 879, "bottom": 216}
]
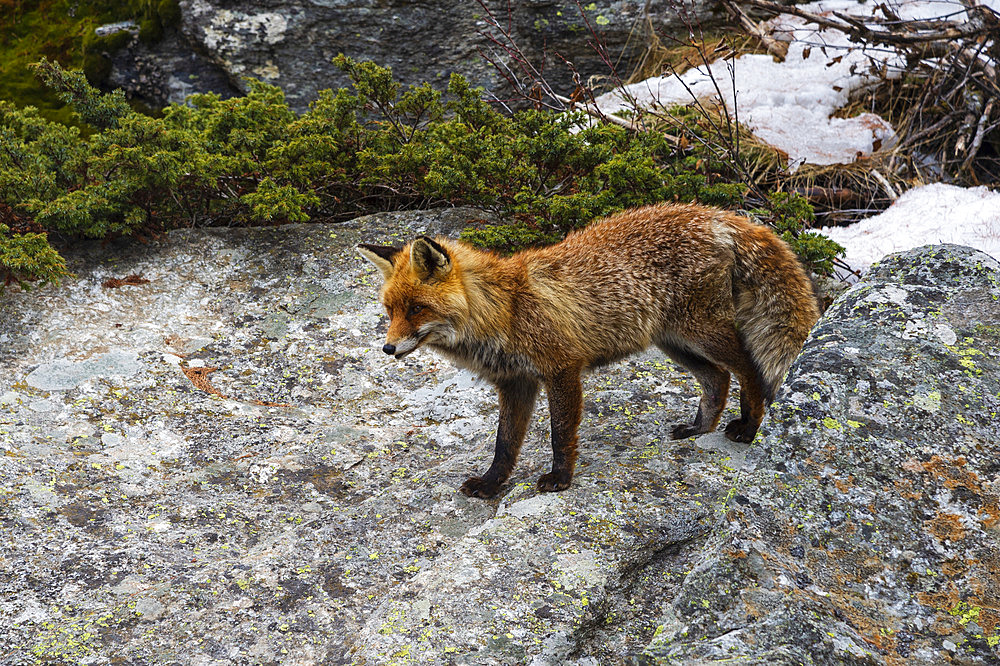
[
  {"left": 459, "top": 476, "right": 501, "bottom": 499},
  {"left": 671, "top": 423, "right": 701, "bottom": 440},
  {"left": 724, "top": 418, "right": 759, "bottom": 443},
  {"left": 536, "top": 472, "right": 572, "bottom": 492}
]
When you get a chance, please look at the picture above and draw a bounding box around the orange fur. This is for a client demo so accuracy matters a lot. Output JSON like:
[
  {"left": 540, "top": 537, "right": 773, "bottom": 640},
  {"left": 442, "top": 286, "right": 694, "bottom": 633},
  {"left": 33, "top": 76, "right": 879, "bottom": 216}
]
[{"left": 359, "top": 203, "right": 820, "bottom": 498}]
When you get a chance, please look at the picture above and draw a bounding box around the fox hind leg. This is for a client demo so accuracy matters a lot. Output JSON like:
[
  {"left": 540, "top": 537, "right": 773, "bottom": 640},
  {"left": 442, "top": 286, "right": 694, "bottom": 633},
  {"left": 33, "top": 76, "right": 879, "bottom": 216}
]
[
  {"left": 723, "top": 367, "right": 767, "bottom": 443},
  {"left": 537, "top": 368, "right": 583, "bottom": 492},
  {"left": 672, "top": 327, "right": 767, "bottom": 444},
  {"left": 657, "top": 342, "right": 730, "bottom": 439},
  {"left": 703, "top": 328, "right": 768, "bottom": 444}
]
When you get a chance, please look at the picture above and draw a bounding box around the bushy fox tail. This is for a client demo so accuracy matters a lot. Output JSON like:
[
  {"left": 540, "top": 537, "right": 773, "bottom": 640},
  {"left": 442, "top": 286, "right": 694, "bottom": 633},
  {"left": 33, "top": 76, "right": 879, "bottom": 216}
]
[{"left": 731, "top": 224, "right": 821, "bottom": 401}]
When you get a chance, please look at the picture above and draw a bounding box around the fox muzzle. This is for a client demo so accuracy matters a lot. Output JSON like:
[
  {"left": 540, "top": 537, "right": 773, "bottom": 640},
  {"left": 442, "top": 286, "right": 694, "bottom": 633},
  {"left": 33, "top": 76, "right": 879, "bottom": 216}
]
[{"left": 382, "top": 334, "right": 425, "bottom": 359}]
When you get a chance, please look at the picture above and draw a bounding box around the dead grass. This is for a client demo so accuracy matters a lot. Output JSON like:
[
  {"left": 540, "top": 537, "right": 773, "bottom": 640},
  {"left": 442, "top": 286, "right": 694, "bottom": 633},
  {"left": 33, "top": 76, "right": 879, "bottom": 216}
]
[
  {"left": 787, "top": 156, "right": 906, "bottom": 223},
  {"left": 613, "top": 13, "right": 998, "bottom": 229},
  {"left": 101, "top": 274, "right": 150, "bottom": 289},
  {"left": 180, "top": 364, "right": 291, "bottom": 407},
  {"left": 624, "top": 27, "right": 765, "bottom": 86},
  {"left": 618, "top": 27, "right": 905, "bottom": 226}
]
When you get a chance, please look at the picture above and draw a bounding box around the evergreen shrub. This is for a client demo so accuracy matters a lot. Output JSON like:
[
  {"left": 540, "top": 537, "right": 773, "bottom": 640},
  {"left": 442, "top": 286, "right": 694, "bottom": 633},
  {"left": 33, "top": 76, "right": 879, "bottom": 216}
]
[{"left": 0, "top": 56, "right": 842, "bottom": 291}]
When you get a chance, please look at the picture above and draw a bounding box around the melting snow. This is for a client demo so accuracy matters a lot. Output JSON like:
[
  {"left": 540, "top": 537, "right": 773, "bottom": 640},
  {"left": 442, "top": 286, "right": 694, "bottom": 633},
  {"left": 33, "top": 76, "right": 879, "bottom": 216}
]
[
  {"left": 594, "top": 0, "right": 996, "bottom": 169},
  {"left": 820, "top": 183, "right": 1000, "bottom": 278}
]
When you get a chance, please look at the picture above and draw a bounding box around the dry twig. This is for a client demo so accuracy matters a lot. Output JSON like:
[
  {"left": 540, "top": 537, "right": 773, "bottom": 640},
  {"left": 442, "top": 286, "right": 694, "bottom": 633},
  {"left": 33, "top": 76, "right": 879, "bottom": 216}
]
[{"left": 721, "top": 0, "right": 789, "bottom": 60}]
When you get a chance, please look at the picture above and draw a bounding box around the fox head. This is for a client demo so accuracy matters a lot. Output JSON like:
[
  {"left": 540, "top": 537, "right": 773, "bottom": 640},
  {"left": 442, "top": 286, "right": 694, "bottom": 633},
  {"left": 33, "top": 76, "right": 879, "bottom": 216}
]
[{"left": 358, "top": 236, "right": 467, "bottom": 359}]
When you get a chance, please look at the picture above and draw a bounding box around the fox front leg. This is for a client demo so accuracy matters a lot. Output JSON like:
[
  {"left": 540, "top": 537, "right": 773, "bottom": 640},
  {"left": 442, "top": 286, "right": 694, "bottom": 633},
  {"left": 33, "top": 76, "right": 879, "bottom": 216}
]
[
  {"left": 460, "top": 377, "right": 539, "bottom": 499},
  {"left": 537, "top": 368, "right": 582, "bottom": 492}
]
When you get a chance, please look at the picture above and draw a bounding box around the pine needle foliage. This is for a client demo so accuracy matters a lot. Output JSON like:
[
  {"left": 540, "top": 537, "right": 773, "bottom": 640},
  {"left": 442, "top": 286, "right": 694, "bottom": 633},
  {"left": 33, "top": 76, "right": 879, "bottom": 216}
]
[{"left": 0, "top": 56, "right": 841, "bottom": 292}]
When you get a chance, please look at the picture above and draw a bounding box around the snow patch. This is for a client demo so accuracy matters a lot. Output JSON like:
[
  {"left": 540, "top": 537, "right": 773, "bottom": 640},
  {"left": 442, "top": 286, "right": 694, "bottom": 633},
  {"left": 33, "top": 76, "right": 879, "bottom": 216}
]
[
  {"left": 820, "top": 183, "right": 1000, "bottom": 278},
  {"left": 593, "top": 0, "right": 993, "bottom": 168}
]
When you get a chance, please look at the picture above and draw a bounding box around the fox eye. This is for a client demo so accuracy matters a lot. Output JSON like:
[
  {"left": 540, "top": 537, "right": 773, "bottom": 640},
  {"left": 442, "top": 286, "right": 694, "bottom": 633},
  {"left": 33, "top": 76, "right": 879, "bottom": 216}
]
[{"left": 407, "top": 304, "right": 425, "bottom": 317}]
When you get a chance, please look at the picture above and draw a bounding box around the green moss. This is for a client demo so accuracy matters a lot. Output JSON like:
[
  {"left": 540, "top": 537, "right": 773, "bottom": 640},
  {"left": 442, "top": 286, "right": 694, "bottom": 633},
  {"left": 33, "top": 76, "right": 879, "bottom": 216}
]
[
  {"left": 90, "top": 29, "right": 134, "bottom": 54},
  {"left": 0, "top": 1, "right": 101, "bottom": 125},
  {"left": 1, "top": 1, "right": 174, "bottom": 123},
  {"left": 78, "top": 28, "right": 135, "bottom": 86},
  {"left": 138, "top": 17, "right": 163, "bottom": 44},
  {"left": 158, "top": 0, "right": 182, "bottom": 27},
  {"left": 82, "top": 52, "right": 113, "bottom": 86}
]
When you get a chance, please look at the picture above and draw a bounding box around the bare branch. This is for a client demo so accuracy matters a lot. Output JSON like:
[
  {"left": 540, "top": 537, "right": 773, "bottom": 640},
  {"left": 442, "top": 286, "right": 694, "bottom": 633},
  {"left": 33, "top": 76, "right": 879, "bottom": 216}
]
[
  {"left": 960, "top": 98, "right": 995, "bottom": 174},
  {"left": 720, "top": 0, "right": 789, "bottom": 60}
]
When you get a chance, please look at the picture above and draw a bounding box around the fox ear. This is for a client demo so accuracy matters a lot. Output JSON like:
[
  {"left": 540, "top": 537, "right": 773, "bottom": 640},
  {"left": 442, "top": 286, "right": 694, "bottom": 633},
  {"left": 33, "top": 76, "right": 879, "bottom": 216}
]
[
  {"left": 410, "top": 236, "right": 451, "bottom": 282},
  {"left": 358, "top": 244, "right": 401, "bottom": 279}
]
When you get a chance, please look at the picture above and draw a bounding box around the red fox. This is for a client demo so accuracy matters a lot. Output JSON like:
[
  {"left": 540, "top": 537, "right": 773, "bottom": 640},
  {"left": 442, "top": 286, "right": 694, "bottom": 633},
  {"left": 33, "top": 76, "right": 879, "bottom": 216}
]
[{"left": 359, "top": 203, "right": 820, "bottom": 498}]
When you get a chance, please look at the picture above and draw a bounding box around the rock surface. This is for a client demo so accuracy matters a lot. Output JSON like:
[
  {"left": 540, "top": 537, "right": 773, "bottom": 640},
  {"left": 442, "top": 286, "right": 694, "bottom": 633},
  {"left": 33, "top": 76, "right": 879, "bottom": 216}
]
[
  {"left": 1, "top": 210, "right": 997, "bottom": 665},
  {"left": 643, "top": 244, "right": 1000, "bottom": 664},
  {"left": 106, "top": 0, "right": 723, "bottom": 111},
  {"left": 0, "top": 208, "right": 731, "bottom": 664},
  {"left": 107, "top": 25, "right": 242, "bottom": 108}
]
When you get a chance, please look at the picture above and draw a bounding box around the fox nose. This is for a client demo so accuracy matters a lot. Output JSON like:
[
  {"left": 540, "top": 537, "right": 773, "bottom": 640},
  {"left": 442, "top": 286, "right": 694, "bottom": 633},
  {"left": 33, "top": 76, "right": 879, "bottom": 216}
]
[{"left": 382, "top": 343, "right": 396, "bottom": 355}]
